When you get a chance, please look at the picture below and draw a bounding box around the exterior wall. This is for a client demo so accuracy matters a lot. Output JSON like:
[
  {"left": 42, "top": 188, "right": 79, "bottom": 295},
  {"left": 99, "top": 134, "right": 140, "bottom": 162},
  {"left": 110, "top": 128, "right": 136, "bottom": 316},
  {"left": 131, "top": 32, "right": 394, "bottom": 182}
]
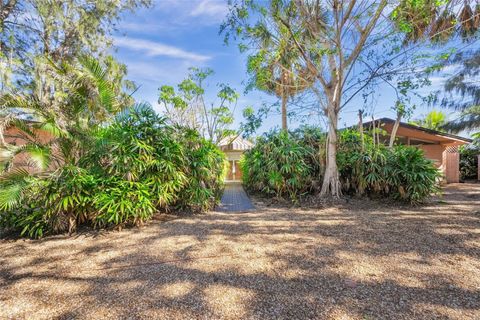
[
  {"left": 224, "top": 150, "right": 244, "bottom": 181},
  {"left": 224, "top": 150, "right": 243, "bottom": 162},
  {"left": 417, "top": 144, "right": 444, "bottom": 168},
  {"left": 443, "top": 150, "right": 460, "bottom": 183},
  {"left": 375, "top": 122, "right": 468, "bottom": 184}
]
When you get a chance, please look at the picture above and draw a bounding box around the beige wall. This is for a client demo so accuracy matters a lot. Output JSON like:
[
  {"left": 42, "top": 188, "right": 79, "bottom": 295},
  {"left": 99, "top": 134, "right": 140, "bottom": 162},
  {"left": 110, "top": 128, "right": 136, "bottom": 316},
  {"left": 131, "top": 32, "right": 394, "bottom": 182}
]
[
  {"left": 417, "top": 144, "right": 444, "bottom": 168},
  {"left": 224, "top": 150, "right": 244, "bottom": 162}
]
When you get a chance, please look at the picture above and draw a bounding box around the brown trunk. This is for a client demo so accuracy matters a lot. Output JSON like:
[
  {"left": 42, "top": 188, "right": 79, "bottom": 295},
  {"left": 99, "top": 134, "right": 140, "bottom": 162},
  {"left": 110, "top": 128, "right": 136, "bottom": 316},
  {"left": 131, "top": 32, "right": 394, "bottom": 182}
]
[
  {"left": 281, "top": 71, "right": 288, "bottom": 131},
  {"left": 358, "top": 110, "right": 364, "bottom": 151},
  {"left": 389, "top": 112, "right": 402, "bottom": 148},
  {"left": 371, "top": 116, "right": 376, "bottom": 147},
  {"left": 281, "top": 94, "right": 287, "bottom": 131},
  {"left": 320, "top": 106, "right": 341, "bottom": 198}
]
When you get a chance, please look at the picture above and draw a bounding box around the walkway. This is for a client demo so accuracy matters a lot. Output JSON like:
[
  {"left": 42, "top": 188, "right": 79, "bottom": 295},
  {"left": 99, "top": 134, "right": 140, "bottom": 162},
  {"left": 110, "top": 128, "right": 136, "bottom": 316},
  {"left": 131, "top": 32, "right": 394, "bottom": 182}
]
[{"left": 216, "top": 182, "right": 255, "bottom": 212}]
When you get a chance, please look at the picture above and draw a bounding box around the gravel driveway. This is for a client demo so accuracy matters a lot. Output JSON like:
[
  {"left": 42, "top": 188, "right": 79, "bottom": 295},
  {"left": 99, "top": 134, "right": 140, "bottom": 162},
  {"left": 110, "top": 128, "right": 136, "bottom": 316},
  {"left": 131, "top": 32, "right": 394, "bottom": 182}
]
[{"left": 1, "top": 184, "right": 479, "bottom": 319}]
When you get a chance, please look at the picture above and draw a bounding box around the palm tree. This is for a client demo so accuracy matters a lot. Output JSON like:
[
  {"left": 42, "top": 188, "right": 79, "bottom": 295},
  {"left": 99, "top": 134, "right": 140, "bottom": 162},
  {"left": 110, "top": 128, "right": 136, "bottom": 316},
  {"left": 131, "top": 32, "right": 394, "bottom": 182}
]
[
  {"left": 410, "top": 110, "right": 447, "bottom": 131},
  {"left": 440, "top": 49, "right": 480, "bottom": 135},
  {"left": 245, "top": 1, "right": 316, "bottom": 132},
  {"left": 0, "top": 55, "right": 124, "bottom": 210}
]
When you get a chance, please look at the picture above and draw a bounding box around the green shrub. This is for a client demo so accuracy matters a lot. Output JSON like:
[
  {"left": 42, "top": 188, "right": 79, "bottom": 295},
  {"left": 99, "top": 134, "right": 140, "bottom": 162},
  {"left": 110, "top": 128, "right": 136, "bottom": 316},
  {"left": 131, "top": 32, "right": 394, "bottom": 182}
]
[
  {"left": 0, "top": 105, "right": 226, "bottom": 238},
  {"left": 338, "top": 130, "right": 440, "bottom": 204},
  {"left": 386, "top": 146, "right": 440, "bottom": 203},
  {"left": 94, "top": 179, "right": 155, "bottom": 227},
  {"left": 87, "top": 105, "right": 188, "bottom": 209},
  {"left": 459, "top": 144, "right": 479, "bottom": 180},
  {"left": 242, "top": 128, "right": 440, "bottom": 204},
  {"left": 0, "top": 165, "right": 99, "bottom": 238},
  {"left": 176, "top": 128, "right": 226, "bottom": 212},
  {"left": 241, "top": 130, "right": 319, "bottom": 200}
]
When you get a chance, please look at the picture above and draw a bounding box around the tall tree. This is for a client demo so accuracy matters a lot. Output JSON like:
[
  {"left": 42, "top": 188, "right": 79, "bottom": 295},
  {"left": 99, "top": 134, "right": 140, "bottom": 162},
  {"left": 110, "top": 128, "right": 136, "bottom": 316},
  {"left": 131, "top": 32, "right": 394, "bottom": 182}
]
[
  {"left": 224, "top": 0, "right": 479, "bottom": 198},
  {"left": 0, "top": 0, "right": 150, "bottom": 93},
  {"left": 240, "top": 0, "right": 315, "bottom": 131},
  {"left": 411, "top": 110, "right": 447, "bottom": 131},
  {"left": 0, "top": 56, "right": 125, "bottom": 170},
  {"left": 158, "top": 68, "right": 238, "bottom": 144},
  {"left": 440, "top": 49, "right": 480, "bottom": 134}
]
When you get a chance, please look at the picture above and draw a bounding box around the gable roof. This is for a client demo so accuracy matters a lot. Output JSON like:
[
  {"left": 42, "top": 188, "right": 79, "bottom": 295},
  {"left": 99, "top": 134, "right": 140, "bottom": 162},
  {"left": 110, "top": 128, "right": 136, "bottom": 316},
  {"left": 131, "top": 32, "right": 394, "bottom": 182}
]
[
  {"left": 218, "top": 135, "right": 253, "bottom": 151},
  {"left": 362, "top": 117, "right": 472, "bottom": 144}
]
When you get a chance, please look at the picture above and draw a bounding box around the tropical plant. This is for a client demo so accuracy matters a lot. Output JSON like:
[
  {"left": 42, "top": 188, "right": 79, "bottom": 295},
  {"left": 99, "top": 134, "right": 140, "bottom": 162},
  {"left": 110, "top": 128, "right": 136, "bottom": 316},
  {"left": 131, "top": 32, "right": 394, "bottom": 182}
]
[
  {"left": 410, "top": 110, "right": 447, "bottom": 131},
  {"left": 385, "top": 146, "right": 440, "bottom": 203},
  {"left": 0, "top": 55, "right": 126, "bottom": 174},
  {"left": 459, "top": 144, "right": 480, "bottom": 181},
  {"left": 0, "top": 104, "right": 226, "bottom": 238},
  {"left": 242, "top": 128, "right": 440, "bottom": 204},
  {"left": 0, "top": 165, "right": 99, "bottom": 238},
  {"left": 338, "top": 130, "right": 440, "bottom": 204},
  {"left": 158, "top": 68, "right": 238, "bottom": 144},
  {"left": 241, "top": 130, "right": 319, "bottom": 200},
  {"left": 224, "top": 0, "right": 477, "bottom": 198},
  {"left": 441, "top": 49, "right": 480, "bottom": 135},
  {"left": 176, "top": 128, "right": 226, "bottom": 212}
]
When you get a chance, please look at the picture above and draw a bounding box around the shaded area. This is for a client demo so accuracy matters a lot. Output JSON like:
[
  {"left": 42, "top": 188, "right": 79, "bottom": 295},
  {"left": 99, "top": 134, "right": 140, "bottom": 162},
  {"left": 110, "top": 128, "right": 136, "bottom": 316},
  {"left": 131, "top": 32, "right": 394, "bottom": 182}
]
[
  {"left": 1, "top": 184, "right": 480, "bottom": 319},
  {"left": 216, "top": 182, "right": 255, "bottom": 213}
]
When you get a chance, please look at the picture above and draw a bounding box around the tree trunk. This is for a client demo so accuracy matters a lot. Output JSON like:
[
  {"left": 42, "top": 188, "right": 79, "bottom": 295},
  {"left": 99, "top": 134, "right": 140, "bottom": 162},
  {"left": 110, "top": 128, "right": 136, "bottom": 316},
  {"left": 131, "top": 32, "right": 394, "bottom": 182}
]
[
  {"left": 320, "top": 106, "right": 341, "bottom": 198},
  {"left": 358, "top": 110, "right": 364, "bottom": 151},
  {"left": 389, "top": 112, "right": 402, "bottom": 148},
  {"left": 281, "top": 94, "right": 287, "bottom": 131},
  {"left": 281, "top": 72, "right": 288, "bottom": 131}
]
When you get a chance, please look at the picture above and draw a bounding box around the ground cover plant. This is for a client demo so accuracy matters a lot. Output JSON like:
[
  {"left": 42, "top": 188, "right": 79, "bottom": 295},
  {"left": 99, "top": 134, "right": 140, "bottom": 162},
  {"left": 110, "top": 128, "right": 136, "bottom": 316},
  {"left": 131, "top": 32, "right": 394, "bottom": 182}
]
[{"left": 242, "top": 128, "right": 440, "bottom": 204}]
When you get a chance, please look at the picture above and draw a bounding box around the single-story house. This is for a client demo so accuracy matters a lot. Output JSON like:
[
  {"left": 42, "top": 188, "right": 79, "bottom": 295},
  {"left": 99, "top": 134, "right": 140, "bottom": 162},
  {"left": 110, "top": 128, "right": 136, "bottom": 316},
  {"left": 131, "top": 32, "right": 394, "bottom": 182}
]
[
  {"left": 364, "top": 118, "right": 473, "bottom": 183},
  {"left": 218, "top": 135, "right": 253, "bottom": 181}
]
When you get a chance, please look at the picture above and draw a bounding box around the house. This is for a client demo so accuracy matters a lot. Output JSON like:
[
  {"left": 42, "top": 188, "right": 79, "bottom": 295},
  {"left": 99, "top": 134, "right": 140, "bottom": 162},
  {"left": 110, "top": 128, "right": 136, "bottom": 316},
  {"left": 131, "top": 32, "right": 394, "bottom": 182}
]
[
  {"left": 218, "top": 135, "right": 253, "bottom": 181},
  {"left": 364, "top": 118, "right": 473, "bottom": 183}
]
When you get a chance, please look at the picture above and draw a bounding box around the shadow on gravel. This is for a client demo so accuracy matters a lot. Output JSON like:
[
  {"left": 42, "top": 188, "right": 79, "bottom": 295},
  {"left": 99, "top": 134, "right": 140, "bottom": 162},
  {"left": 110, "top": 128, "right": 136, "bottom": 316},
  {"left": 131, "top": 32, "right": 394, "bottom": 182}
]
[{"left": 1, "top": 184, "right": 480, "bottom": 319}]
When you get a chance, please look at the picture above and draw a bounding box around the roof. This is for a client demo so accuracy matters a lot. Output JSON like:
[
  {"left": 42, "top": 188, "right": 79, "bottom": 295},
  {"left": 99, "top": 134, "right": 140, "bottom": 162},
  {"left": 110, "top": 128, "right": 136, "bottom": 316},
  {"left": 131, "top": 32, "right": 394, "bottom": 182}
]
[
  {"left": 363, "top": 117, "right": 472, "bottom": 144},
  {"left": 218, "top": 135, "right": 253, "bottom": 151}
]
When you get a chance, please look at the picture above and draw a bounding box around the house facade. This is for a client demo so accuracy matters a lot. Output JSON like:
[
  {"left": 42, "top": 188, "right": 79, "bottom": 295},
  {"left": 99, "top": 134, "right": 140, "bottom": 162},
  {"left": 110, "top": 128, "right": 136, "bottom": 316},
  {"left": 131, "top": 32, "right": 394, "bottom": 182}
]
[
  {"left": 218, "top": 136, "right": 253, "bottom": 181},
  {"left": 365, "top": 118, "right": 473, "bottom": 183}
]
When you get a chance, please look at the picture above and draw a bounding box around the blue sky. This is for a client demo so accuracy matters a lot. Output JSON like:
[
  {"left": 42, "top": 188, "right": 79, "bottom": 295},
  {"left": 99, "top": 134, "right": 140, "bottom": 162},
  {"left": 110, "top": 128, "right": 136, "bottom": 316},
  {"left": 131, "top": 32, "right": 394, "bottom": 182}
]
[{"left": 112, "top": 0, "right": 450, "bottom": 134}]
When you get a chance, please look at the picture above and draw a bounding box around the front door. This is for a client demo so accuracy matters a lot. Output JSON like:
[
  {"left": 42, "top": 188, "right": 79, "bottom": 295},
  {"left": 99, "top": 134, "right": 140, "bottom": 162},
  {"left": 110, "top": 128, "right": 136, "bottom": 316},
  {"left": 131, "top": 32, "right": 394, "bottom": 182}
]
[{"left": 227, "top": 160, "right": 242, "bottom": 181}]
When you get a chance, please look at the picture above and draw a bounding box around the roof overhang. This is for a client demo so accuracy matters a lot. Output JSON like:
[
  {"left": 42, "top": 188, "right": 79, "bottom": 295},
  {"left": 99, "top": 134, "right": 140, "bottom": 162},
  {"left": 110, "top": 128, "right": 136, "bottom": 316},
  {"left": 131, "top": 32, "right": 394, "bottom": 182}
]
[{"left": 363, "top": 118, "right": 472, "bottom": 145}]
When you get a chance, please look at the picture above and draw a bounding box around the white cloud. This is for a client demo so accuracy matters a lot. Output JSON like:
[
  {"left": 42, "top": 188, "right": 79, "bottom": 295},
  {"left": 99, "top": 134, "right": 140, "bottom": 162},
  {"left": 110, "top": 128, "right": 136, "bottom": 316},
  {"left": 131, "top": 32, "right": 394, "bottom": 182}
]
[
  {"left": 190, "top": 0, "right": 228, "bottom": 18},
  {"left": 113, "top": 36, "right": 211, "bottom": 62}
]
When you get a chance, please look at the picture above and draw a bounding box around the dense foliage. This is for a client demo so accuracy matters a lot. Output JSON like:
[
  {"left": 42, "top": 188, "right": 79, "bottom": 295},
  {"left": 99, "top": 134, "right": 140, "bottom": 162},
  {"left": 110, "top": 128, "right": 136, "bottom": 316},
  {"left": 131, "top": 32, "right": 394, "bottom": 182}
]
[
  {"left": 241, "top": 130, "right": 321, "bottom": 200},
  {"left": 338, "top": 130, "right": 441, "bottom": 204},
  {"left": 459, "top": 144, "right": 480, "bottom": 181},
  {"left": 0, "top": 105, "right": 226, "bottom": 238},
  {"left": 242, "top": 129, "right": 440, "bottom": 204}
]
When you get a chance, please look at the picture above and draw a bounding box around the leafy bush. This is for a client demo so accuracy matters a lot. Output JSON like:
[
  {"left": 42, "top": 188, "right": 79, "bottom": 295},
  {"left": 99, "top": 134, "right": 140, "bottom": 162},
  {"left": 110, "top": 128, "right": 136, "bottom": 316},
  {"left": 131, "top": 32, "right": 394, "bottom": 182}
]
[
  {"left": 0, "top": 105, "right": 226, "bottom": 238},
  {"left": 242, "top": 128, "right": 440, "bottom": 204},
  {"left": 0, "top": 166, "right": 98, "bottom": 238},
  {"left": 338, "top": 130, "right": 440, "bottom": 204},
  {"left": 94, "top": 179, "right": 155, "bottom": 228},
  {"left": 459, "top": 144, "right": 479, "bottom": 180},
  {"left": 386, "top": 146, "right": 440, "bottom": 203},
  {"left": 241, "top": 130, "right": 320, "bottom": 200},
  {"left": 176, "top": 128, "right": 226, "bottom": 212}
]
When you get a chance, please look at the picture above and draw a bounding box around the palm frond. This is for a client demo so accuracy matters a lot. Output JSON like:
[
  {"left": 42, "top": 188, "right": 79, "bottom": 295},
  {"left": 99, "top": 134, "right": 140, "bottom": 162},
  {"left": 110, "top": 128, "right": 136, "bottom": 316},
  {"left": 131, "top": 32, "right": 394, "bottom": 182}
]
[{"left": 0, "top": 167, "right": 31, "bottom": 211}]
